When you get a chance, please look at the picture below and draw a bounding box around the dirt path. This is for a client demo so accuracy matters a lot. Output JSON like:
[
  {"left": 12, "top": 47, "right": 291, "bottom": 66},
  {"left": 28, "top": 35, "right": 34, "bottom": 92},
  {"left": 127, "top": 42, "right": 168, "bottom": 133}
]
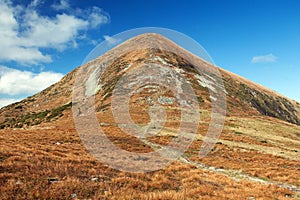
[
  {"left": 180, "top": 156, "right": 300, "bottom": 194},
  {"left": 142, "top": 138, "right": 300, "bottom": 195}
]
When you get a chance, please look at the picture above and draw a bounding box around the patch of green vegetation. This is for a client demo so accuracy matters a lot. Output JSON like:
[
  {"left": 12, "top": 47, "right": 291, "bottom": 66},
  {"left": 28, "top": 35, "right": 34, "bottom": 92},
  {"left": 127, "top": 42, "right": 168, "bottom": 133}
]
[
  {"left": 19, "top": 110, "right": 51, "bottom": 124},
  {"left": 224, "top": 79, "right": 300, "bottom": 125},
  {"left": 46, "top": 103, "right": 72, "bottom": 121},
  {"left": 0, "top": 102, "right": 72, "bottom": 129}
]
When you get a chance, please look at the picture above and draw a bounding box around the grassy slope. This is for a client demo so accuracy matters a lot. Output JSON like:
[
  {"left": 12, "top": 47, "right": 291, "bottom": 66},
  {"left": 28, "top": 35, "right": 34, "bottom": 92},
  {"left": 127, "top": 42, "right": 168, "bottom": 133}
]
[{"left": 0, "top": 108, "right": 299, "bottom": 199}]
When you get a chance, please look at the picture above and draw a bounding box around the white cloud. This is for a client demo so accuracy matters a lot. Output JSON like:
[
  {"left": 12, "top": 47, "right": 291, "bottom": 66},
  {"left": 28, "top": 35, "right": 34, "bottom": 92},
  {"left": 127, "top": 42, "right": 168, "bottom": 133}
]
[
  {"left": 103, "top": 35, "right": 121, "bottom": 46},
  {"left": 29, "top": 0, "right": 42, "bottom": 8},
  {"left": 251, "top": 53, "right": 278, "bottom": 63},
  {"left": 0, "top": 46, "right": 52, "bottom": 65},
  {"left": 52, "top": 0, "right": 70, "bottom": 11},
  {"left": 0, "top": 0, "right": 109, "bottom": 65},
  {"left": 88, "top": 7, "right": 110, "bottom": 28},
  {"left": 0, "top": 98, "right": 22, "bottom": 108},
  {"left": 0, "top": 66, "right": 63, "bottom": 96},
  {"left": 21, "top": 12, "right": 89, "bottom": 50}
]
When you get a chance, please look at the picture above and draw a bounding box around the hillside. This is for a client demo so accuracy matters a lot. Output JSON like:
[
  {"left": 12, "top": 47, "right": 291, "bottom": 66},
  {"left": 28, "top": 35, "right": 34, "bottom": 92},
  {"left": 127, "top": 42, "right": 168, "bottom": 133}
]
[
  {"left": 0, "top": 33, "right": 299, "bottom": 199},
  {"left": 1, "top": 34, "right": 299, "bottom": 129}
]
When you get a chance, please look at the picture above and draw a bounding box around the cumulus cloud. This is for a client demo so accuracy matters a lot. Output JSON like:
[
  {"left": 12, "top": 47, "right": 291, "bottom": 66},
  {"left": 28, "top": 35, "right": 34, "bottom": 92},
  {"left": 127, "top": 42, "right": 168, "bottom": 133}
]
[
  {"left": 0, "top": 0, "right": 109, "bottom": 65},
  {"left": 0, "top": 66, "right": 63, "bottom": 96},
  {"left": 88, "top": 7, "right": 110, "bottom": 28},
  {"left": 21, "top": 12, "right": 89, "bottom": 50},
  {"left": 103, "top": 35, "right": 121, "bottom": 46},
  {"left": 251, "top": 53, "right": 278, "bottom": 63}
]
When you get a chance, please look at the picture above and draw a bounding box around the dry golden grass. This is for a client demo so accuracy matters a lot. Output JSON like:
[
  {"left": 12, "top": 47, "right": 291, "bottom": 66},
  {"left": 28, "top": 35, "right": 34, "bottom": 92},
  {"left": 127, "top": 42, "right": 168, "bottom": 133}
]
[{"left": 0, "top": 109, "right": 299, "bottom": 199}]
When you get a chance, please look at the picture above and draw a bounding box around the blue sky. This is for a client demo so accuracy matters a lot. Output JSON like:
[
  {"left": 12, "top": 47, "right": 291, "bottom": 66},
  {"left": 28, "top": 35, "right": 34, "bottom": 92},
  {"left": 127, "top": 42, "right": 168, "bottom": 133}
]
[{"left": 0, "top": 0, "right": 299, "bottom": 107}]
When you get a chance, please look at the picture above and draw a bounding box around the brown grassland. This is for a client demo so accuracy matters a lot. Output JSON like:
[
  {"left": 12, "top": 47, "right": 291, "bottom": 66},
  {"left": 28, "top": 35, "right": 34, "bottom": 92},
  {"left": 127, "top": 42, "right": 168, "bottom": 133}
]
[{"left": 0, "top": 106, "right": 299, "bottom": 199}]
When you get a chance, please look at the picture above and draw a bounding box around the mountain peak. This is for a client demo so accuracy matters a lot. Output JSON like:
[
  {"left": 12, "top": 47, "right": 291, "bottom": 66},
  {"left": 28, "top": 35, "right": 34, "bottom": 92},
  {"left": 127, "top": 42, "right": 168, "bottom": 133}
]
[{"left": 107, "top": 33, "right": 183, "bottom": 53}]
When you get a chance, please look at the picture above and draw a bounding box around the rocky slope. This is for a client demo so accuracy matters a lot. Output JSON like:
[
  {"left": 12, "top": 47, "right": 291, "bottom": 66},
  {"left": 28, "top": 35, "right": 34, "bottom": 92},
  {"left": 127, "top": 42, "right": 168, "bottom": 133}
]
[{"left": 0, "top": 33, "right": 299, "bottom": 129}]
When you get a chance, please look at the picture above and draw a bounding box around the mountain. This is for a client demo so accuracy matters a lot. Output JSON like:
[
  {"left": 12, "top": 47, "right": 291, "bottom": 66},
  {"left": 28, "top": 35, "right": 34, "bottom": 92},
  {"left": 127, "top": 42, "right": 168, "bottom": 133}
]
[
  {"left": 1, "top": 34, "right": 299, "bottom": 129},
  {"left": 0, "top": 34, "right": 299, "bottom": 199}
]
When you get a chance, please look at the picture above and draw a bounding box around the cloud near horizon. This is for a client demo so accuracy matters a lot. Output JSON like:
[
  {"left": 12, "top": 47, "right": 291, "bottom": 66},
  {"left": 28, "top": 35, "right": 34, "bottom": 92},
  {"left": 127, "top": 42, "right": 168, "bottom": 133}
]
[
  {"left": 0, "top": 66, "right": 64, "bottom": 108},
  {"left": 0, "top": 98, "right": 22, "bottom": 108},
  {"left": 0, "top": 0, "right": 109, "bottom": 65},
  {"left": 251, "top": 53, "right": 278, "bottom": 63}
]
